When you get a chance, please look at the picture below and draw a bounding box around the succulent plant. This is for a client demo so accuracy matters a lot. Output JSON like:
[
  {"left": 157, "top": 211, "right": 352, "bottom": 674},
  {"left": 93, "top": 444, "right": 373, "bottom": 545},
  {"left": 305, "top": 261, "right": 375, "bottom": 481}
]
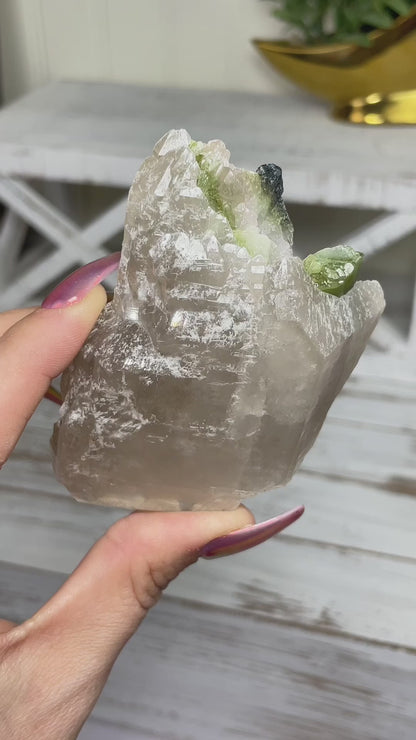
[{"left": 265, "top": 0, "right": 415, "bottom": 46}]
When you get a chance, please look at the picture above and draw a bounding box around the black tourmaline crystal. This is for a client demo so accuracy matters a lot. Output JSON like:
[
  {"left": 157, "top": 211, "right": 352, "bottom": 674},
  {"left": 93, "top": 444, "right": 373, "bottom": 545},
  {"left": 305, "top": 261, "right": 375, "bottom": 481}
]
[{"left": 257, "top": 163, "right": 284, "bottom": 204}]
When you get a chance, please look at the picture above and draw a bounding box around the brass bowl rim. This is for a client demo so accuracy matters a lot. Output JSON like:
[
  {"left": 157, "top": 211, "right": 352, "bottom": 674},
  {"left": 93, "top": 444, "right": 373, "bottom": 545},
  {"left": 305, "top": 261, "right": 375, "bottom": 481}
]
[
  {"left": 252, "top": 38, "right": 356, "bottom": 55},
  {"left": 333, "top": 88, "right": 416, "bottom": 125}
]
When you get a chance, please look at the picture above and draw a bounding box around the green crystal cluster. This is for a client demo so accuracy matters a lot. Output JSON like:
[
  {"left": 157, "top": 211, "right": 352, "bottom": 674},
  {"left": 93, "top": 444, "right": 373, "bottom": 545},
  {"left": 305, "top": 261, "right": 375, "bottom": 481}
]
[
  {"left": 303, "top": 246, "right": 364, "bottom": 297},
  {"left": 191, "top": 140, "right": 363, "bottom": 297}
]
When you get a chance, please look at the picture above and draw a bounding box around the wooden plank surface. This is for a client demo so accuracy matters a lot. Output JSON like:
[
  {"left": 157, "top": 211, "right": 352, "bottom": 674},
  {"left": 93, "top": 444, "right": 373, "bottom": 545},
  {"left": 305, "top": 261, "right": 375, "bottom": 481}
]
[
  {"left": 5, "top": 379, "right": 414, "bottom": 501},
  {"left": 79, "top": 719, "right": 145, "bottom": 740},
  {"left": 1, "top": 480, "right": 415, "bottom": 648},
  {"left": 0, "top": 82, "right": 415, "bottom": 211},
  {"left": 1, "top": 367, "right": 415, "bottom": 736},
  {"left": 2, "top": 561, "right": 416, "bottom": 740},
  {"left": 1, "top": 468, "right": 415, "bottom": 564},
  {"left": 1, "top": 375, "right": 415, "bottom": 649}
]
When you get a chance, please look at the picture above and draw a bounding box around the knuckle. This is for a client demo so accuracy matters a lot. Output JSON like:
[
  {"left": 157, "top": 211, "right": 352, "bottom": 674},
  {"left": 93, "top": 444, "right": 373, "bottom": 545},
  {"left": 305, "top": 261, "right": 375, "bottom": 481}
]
[{"left": 103, "top": 517, "right": 164, "bottom": 613}]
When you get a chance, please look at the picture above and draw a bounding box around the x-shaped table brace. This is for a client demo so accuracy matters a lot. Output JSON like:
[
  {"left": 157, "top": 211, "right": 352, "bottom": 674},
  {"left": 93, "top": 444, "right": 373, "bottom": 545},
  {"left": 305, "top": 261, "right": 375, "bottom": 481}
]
[
  {"left": 0, "top": 177, "right": 127, "bottom": 310},
  {"left": 0, "top": 176, "right": 414, "bottom": 367}
]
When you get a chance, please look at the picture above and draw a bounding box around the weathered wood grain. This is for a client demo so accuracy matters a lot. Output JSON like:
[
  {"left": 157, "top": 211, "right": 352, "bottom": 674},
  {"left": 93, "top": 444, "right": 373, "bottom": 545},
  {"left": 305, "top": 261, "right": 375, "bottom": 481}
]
[
  {"left": 0, "top": 78, "right": 414, "bottom": 740},
  {"left": 79, "top": 719, "right": 146, "bottom": 740},
  {"left": 6, "top": 386, "right": 414, "bottom": 500},
  {"left": 2, "top": 561, "right": 416, "bottom": 740},
  {"left": 0, "top": 82, "right": 415, "bottom": 213},
  {"left": 1, "top": 467, "right": 416, "bottom": 568},
  {"left": 0, "top": 80, "right": 414, "bottom": 354},
  {"left": 30, "top": 372, "right": 416, "bottom": 429},
  {"left": 1, "top": 478, "right": 416, "bottom": 648}
]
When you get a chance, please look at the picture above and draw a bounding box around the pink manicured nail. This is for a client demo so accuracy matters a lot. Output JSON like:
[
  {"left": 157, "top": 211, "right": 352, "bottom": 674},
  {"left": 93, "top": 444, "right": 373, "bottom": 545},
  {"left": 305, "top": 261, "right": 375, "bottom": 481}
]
[
  {"left": 41, "top": 252, "right": 121, "bottom": 309},
  {"left": 199, "top": 505, "right": 305, "bottom": 559}
]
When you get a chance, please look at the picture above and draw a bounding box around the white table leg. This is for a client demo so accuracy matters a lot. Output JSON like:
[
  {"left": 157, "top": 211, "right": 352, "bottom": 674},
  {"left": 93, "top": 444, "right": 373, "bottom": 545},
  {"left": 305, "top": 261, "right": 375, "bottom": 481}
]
[
  {"left": 0, "top": 179, "right": 126, "bottom": 309},
  {"left": 339, "top": 211, "right": 416, "bottom": 356},
  {"left": 0, "top": 210, "right": 27, "bottom": 288},
  {"left": 343, "top": 212, "right": 416, "bottom": 257},
  {"left": 0, "top": 179, "right": 108, "bottom": 263},
  {"left": 408, "top": 278, "right": 416, "bottom": 367}
]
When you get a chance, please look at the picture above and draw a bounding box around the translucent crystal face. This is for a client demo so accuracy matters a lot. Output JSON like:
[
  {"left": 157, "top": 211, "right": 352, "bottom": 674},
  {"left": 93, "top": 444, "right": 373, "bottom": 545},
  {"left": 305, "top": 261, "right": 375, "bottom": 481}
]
[{"left": 51, "top": 130, "right": 385, "bottom": 511}]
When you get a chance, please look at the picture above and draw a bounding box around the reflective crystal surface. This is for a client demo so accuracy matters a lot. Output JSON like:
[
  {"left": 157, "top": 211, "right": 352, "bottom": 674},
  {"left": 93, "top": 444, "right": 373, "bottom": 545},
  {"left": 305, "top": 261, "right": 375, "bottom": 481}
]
[{"left": 51, "top": 130, "right": 385, "bottom": 510}]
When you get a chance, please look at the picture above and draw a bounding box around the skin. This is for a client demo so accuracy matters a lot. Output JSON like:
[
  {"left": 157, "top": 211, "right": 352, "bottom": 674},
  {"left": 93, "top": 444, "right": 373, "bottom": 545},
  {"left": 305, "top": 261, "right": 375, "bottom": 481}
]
[{"left": 0, "top": 287, "right": 254, "bottom": 739}]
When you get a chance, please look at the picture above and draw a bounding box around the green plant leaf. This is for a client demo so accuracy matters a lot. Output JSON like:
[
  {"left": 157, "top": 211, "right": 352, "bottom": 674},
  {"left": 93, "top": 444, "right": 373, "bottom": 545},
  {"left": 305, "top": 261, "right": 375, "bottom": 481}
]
[
  {"left": 265, "top": 0, "right": 415, "bottom": 44},
  {"left": 336, "top": 31, "right": 373, "bottom": 45},
  {"left": 361, "top": 9, "right": 395, "bottom": 28},
  {"left": 386, "top": 0, "right": 413, "bottom": 14}
]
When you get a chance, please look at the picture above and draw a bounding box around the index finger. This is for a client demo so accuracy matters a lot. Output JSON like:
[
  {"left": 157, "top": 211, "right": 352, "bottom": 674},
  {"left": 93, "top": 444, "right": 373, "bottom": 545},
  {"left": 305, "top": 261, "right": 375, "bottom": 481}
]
[{"left": 0, "top": 287, "right": 106, "bottom": 468}]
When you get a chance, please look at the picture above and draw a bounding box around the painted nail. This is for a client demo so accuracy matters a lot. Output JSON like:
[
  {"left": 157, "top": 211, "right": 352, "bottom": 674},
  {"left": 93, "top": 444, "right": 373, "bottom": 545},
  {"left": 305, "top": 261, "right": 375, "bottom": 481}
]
[
  {"left": 199, "top": 505, "right": 305, "bottom": 559},
  {"left": 41, "top": 252, "right": 121, "bottom": 309}
]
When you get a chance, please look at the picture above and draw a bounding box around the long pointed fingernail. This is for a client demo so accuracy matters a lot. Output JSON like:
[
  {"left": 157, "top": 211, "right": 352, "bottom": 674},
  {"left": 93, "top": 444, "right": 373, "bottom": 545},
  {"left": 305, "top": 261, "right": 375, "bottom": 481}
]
[
  {"left": 199, "top": 505, "right": 304, "bottom": 559},
  {"left": 41, "top": 252, "right": 121, "bottom": 309}
]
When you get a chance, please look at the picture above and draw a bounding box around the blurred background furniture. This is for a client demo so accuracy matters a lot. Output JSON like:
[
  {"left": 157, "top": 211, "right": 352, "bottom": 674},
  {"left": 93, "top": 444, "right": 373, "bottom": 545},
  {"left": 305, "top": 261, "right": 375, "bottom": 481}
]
[
  {"left": 0, "top": 82, "right": 415, "bottom": 740},
  {"left": 0, "top": 81, "right": 414, "bottom": 379}
]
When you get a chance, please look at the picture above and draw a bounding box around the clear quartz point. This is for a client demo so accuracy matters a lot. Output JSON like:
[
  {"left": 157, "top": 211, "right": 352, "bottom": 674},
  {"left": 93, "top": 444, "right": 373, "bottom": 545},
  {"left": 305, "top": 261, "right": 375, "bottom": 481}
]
[{"left": 51, "top": 130, "right": 385, "bottom": 511}]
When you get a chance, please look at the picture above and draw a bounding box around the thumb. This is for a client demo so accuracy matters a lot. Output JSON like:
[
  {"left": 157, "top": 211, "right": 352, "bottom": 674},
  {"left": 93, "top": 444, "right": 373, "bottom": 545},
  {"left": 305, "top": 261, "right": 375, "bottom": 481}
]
[{"left": 4, "top": 508, "right": 253, "bottom": 737}]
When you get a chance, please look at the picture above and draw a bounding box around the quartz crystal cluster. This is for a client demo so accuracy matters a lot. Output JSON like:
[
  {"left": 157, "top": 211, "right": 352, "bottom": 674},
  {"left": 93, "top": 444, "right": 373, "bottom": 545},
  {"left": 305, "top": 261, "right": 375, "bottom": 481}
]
[{"left": 52, "top": 129, "right": 385, "bottom": 511}]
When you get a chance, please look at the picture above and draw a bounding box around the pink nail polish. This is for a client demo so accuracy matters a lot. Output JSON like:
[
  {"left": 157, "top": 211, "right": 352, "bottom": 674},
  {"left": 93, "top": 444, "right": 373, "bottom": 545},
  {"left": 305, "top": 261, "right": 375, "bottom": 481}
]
[
  {"left": 41, "top": 253, "right": 121, "bottom": 309},
  {"left": 199, "top": 505, "right": 305, "bottom": 559}
]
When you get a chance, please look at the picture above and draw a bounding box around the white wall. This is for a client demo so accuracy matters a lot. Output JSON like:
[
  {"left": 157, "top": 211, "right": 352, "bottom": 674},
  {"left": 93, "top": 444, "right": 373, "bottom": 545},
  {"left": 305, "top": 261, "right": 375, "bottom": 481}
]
[{"left": 0, "top": 0, "right": 290, "bottom": 102}]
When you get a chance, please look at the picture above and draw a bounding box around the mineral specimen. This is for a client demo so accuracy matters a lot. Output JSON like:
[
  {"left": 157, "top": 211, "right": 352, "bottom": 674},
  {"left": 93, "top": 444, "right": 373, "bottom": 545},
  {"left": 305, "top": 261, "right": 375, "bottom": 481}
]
[{"left": 51, "top": 129, "right": 385, "bottom": 511}]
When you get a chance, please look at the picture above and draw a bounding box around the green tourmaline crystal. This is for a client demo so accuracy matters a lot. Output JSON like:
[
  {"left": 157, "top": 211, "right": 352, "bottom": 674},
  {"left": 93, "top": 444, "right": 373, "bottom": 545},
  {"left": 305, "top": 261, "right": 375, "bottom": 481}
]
[{"left": 304, "top": 246, "right": 363, "bottom": 297}]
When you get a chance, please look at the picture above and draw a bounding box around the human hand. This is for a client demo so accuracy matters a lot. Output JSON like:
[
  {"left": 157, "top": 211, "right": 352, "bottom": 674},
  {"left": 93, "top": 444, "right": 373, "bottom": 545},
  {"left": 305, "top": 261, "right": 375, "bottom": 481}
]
[{"left": 0, "top": 257, "right": 303, "bottom": 739}]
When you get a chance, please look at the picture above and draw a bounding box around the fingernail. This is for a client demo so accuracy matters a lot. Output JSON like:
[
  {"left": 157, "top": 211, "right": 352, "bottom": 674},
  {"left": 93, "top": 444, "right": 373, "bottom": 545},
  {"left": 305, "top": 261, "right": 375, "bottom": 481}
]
[
  {"left": 199, "top": 505, "right": 305, "bottom": 559},
  {"left": 41, "top": 252, "right": 121, "bottom": 309}
]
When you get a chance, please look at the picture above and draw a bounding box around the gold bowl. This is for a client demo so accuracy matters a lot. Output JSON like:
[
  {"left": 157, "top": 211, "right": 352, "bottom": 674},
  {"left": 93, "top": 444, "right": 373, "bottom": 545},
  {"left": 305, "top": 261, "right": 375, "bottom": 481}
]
[
  {"left": 253, "top": 9, "right": 416, "bottom": 105},
  {"left": 334, "top": 89, "right": 416, "bottom": 125}
]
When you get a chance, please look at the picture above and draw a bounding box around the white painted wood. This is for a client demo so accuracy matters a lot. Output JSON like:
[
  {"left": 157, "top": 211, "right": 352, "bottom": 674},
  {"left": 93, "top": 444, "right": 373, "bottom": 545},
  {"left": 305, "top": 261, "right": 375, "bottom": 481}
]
[
  {"left": 368, "top": 317, "right": 406, "bottom": 352},
  {"left": 343, "top": 213, "right": 416, "bottom": 257},
  {"left": 79, "top": 719, "right": 144, "bottom": 740},
  {"left": 2, "top": 563, "right": 416, "bottom": 740},
  {"left": 0, "top": 323, "right": 415, "bottom": 734},
  {"left": 1, "top": 467, "right": 415, "bottom": 571},
  {"left": 0, "top": 83, "right": 412, "bottom": 209},
  {"left": 303, "top": 418, "right": 415, "bottom": 486},
  {"left": 0, "top": 81, "right": 413, "bottom": 359},
  {"left": 340, "top": 210, "right": 416, "bottom": 355},
  {"left": 0, "top": 209, "right": 27, "bottom": 286},
  {"left": 9, "top": 390, "right": 413, "bottom": 494},
  {"left": 3, "top": 372, "right": 415, "bottom": 509},
  {"left": 408, "top": 277, "right": 416, "bottom": 365},
  {"left": 78, "top": 194, "right": 126, "bottom": 247},
  {"left": 336, "top": 211, "right": 416, "bottom": 353},
  {"left": 0, "top": 178, "right": 123, "bottom": 308},
  {"left": 2, "top": 475, "right": 416, "bottom": 651},
  {"left": 0, "top": 78, "right": 412, "bottom": 737},
  {"left": 330, "top": 387, "right": 416, "bottom": 430},
  {"left": 171, "top": 536, "right": 416, "bottom": 648},
  {"left": 353, "top": 349, "right": 416, "bottom": 385},
  {"left": 0, "top": 178, "right": 106, "bottom": 260},
  {"left": 0, "top": 250, "right": 81, "bottom": 310},
  {"left": 1, "top": 374, "right": 415, "bottom": 649}
]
